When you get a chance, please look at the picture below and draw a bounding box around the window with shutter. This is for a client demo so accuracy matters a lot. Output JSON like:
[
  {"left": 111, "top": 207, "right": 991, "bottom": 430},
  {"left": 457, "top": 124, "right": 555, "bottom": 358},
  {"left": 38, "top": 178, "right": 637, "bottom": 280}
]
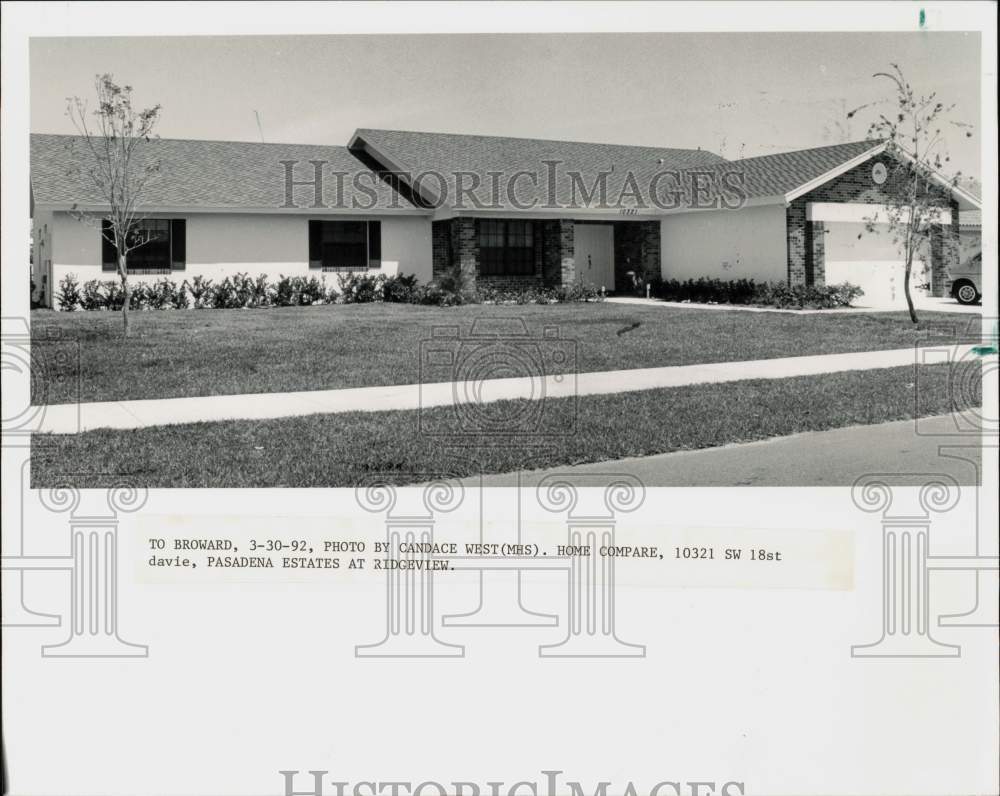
[
  {"left": 308, "top": 220, "right": 382, "bottom": 271},
  {"left": 104, "top": 218, "right": 177, "bottom": 274},
  {"left": 170, "top": 220, "right": 186, "bottom": 271},
  {"left": 101, "top": 219, "right": 117, "bottom": 272}
]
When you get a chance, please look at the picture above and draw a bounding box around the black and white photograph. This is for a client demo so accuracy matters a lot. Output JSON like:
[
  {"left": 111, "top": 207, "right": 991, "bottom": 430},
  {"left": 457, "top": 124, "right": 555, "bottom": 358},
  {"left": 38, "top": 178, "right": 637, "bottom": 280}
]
[{"left": 2, "top": 3, "right": 997, "bottom": 796}]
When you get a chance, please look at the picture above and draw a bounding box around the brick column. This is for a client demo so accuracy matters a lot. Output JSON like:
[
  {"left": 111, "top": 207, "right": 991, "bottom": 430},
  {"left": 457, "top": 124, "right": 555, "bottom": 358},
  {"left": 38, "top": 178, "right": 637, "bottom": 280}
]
[
  {"left": 640, "top": 220, "right": 661, "bottom": 284},
  {"left": 431, "top": 220, "right": 451, "bottom": 280},
  {"left": 542, "top": 219, "right": 575, "bottom": 287},
  {"left": 449, "top": 217, "right": 479, "bottom": 292},
  {"left": 929, "top": 203, "right": 959, "bottom": 298},
  {"left": 558, "top": 219, "right": 575, "bottom": 286},
  {"left": 809, "top": 220, "right": 826, "bottom": 287},
  {"left": 786, "top": 200, "right": 807, "bottom": 286}
]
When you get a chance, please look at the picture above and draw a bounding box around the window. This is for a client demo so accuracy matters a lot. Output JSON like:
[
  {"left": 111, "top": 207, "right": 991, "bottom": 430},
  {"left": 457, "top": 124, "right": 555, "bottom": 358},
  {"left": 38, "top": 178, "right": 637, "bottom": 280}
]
[
  {"left": 102, "top": 218, "right": 185, "bottom": 274},
  {"left": 479, "top": 220, "right": 535, "bottom": 276},
  {"left": 309, "top": 220, "right": 382, "bottom": 271}
]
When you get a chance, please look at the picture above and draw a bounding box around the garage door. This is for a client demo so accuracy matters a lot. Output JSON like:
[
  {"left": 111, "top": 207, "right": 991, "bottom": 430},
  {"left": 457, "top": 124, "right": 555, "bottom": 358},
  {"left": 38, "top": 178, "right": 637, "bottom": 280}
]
[{"left": 824, "top": 222, "right": 928, "bottom": 307}]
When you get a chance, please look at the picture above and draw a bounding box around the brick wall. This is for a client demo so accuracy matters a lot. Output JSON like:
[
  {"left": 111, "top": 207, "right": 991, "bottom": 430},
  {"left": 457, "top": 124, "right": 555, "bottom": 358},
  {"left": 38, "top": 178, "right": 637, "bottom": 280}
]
[
  {"left": 641, "top": 221, "right": 661, "bottom": 283},
  {"left": 929, "top": 202, "right": 960, "bottom": 298},
  {"left": 786, "top": 152, "right": 955, "bottom": 290},
  {"left": 541, "top": 219, "right": 575, "bottom": 287},
  {"left": 431, "top": 220, "right": 451, "bottom": 280},
  {"left": 809, "top": 220, "right": 825, "bottom": 286},
  {"left": 449, "top": 217, "right": 479, "bottom": 291}
]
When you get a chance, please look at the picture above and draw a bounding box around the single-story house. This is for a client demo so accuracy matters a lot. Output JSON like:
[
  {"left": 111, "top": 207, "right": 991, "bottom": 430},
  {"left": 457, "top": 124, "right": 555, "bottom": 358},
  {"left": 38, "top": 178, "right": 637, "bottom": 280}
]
[{"left": 30, "top": 129, "right": 982, "bottom": 308}]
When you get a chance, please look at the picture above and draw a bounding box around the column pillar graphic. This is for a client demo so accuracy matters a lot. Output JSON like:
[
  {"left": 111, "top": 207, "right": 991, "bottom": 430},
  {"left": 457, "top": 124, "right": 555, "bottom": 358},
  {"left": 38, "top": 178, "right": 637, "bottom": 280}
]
[
  {"left": 444, "top": 475, "right": 556, "bottom": 627},
  {"left": 936, "top": 444, "right": 1000, "bottom": 627},
  {"left": 355, "top": 477, "right": 464, "bottom": 657},
  {"left": 40, "top": 484, "right": 149, "bottom": 657},
  {"left": 2, "top": 460, "right": 61, "bottom": 627},
  {"left": 536, "top": 474, "right": 645, "bottom": 657},
  {"left": 851, "top": 474, "right": 961, "bottom": 658}
]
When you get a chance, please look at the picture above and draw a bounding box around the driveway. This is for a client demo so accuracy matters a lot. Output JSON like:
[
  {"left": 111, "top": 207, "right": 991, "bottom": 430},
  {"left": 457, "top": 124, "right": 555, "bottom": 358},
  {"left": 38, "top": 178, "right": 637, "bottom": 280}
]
[
  {"left": 461, "top": 414, "right": 984, "bottom": 487},
  {"left": 608, "top": 296, "right": 986, "bottom": 315}
]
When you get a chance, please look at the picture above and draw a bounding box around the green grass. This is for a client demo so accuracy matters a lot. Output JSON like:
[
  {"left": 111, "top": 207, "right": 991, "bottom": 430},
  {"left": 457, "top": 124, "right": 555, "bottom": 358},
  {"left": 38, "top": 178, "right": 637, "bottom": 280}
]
[
  {"left": 30, "top": 303, "right": 978, "bottom": 404},
  {"left": 31, "top": 363, "right": 976, "bottom": 488}
]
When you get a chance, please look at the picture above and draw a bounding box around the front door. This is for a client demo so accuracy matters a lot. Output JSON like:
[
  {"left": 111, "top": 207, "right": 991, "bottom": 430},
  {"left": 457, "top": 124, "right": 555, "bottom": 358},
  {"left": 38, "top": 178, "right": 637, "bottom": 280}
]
[{"left": 574, "top": 224, "right": 615, "bottom": 291}]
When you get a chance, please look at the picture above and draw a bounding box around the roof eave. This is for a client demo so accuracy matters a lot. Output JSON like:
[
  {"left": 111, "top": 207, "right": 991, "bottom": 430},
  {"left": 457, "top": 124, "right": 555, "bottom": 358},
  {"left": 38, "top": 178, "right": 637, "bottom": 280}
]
[{"left": 33, "top": 201, "right": 431, "bottom": 216}]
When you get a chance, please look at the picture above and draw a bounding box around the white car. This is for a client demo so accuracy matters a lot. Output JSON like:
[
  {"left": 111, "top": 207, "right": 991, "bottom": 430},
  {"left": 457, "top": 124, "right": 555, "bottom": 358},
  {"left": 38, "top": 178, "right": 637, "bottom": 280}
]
[{"left": 950, "top": 253, "right": 982, "bottom": 305}]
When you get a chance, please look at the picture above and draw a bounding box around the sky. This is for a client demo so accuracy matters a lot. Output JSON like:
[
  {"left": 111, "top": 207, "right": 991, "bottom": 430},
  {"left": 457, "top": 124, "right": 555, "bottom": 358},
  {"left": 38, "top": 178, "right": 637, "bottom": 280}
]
[{"left": 30, "top": 32, "right": 983, "bottom": 181}]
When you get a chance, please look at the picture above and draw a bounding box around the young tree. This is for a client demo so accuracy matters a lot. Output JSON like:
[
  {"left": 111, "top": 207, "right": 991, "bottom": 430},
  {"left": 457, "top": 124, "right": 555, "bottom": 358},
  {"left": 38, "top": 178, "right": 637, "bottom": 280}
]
[
  {"left": 849, "top": 63, "right": 973, "bottom": 323},
  {"left": 66, "top": 75, "right": 162, "bottom": 337}
]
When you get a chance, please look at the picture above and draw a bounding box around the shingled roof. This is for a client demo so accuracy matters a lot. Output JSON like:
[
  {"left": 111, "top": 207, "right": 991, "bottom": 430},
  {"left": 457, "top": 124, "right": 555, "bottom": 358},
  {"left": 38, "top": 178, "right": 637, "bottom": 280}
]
[
  {"left": 32, "top": 130, "right": 978, "bottom": 215},
  {"left": 714, "top": 140, "right": 881, "bottom": 199},
  {"left": 349, "top": 128, "right": 727, "bottom": 209},
  {"left": 30, "top": 134, "right": 420, "bottom": 211}
]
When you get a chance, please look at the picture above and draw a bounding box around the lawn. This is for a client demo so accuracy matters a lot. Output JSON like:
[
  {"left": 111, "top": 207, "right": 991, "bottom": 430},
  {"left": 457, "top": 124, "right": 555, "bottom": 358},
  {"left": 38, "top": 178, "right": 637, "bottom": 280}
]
[
  {"left": 30, "top": 303, "right": 977, "bottom": 405},
  {"left": 31, "top": 363, "right": 975, "bottom": 488}
]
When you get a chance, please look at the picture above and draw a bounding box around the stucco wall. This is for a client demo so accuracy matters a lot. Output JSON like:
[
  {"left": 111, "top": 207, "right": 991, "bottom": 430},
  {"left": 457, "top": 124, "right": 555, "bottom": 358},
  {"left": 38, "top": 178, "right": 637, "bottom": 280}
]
[
  {"left": 47, "top": 211, "right": 432, "bottom": 305},
  {"left": 659, "top": 204, "right": 787, "bottom": 282}
]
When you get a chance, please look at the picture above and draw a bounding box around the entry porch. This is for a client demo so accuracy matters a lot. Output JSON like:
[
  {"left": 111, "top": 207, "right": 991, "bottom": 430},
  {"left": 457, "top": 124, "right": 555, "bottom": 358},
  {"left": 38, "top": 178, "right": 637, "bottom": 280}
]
[{"left": 431, "top": 217, "right": 660, "bottom": 293}]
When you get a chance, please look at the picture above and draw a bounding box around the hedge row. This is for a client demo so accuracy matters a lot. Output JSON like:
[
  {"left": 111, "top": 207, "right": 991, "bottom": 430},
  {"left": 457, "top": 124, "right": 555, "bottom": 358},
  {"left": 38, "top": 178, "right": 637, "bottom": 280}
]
[
  {"left": 647, "top": 277, "right": 864, "bottom": 309},
  {"left": 55, "top": 271, "right": 605, "bottom": 312}
]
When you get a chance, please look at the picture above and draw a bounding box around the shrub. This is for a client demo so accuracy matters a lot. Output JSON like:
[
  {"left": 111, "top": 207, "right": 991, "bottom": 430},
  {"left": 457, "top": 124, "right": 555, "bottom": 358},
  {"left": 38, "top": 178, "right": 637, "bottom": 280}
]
[
  {"left": 57, "top": 271, "right": 618, "bottom": 312},
  {"left": 185, "top": 275, "right": 214, "bottom": 309},
  {"left": 80, "top": 280, "right": 105, "bottom": 311},
  {"left": 413, "top": 281, "right": 465, "bottom": 307},
  {"left": 172, "top": 281, "right": 190, "bottom": 309},
  {"left": 251, "top": 274, "right": 271, "bottom": 307},
  {"left": 207, "top": 272, "right": 257, "bottom": 309},
  {"left": 56, "top": 274, "right": 81, "bottom": 311},
  {"left": 270, "top": 275, "right": 327, "bottom": 306},
  {"left": 272, "top": 274, "right": 298, "bottom": 307},
  {"left": 300, "top": 276, "right": 327, "bottom": 305},
  {"left": 382, "top": 273, "right": 419, "bottom": 303},
  {"left": 553, "top": 281, "right": 604, "bottom": 303},
  {"left": 146, "top": 279, "right": 177, "bottom": 310},
  {"left": 336, "top": 272, "right": 385, "bottom": 304},
  {"left": 128, "top": 282, "right": 150, "bottom": 310},
  {"left": 434, "top": 261, "right": 476, "bottom": 305},
  {"left": 648, "top": 277, "right": 863, "bottom": 310},
  {"left": 102, "top": 280, "right": 125, "bottom": 311},
  {"left": 30, "top": 278, "right": 43, "bottom": 310},
  {"left": 210, "top": 275, "right": 243, "bottom": 309}
]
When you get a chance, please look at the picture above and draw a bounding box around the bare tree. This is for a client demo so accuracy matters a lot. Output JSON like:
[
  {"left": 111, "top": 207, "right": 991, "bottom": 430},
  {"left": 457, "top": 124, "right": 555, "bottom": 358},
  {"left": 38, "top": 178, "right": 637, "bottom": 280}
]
[
  {"left": 66, "top": 74, "right": 162, "bottom": 337},
  {"left": 849, "top": 63, "right": 973, "bottom": 323}
]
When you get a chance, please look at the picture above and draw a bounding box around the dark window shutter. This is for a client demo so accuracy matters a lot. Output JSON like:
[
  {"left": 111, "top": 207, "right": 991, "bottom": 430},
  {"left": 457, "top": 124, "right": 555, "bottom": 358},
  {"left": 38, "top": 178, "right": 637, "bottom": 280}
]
[
  {"left": 367, "top": 220, "right": 381, "bottom": 268},
  {"left": 101, "top": 219, "right": 117, "bottom": 272},
  {"left": 170, "top": 219, "right": 186, "bottom": 271},
  {"left": 309, "top": 220, "right": 322, "bottom": 268}
]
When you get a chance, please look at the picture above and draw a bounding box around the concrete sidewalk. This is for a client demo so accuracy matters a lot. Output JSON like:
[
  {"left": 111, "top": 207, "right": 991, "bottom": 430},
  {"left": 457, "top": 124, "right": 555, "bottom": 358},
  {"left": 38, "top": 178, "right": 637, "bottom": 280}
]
[
  {"left": 456, "top": 413, "right": 984, "bottom": 487},
  {"left": 32, "top": 344, "right": 985, "bottom": 434}
]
